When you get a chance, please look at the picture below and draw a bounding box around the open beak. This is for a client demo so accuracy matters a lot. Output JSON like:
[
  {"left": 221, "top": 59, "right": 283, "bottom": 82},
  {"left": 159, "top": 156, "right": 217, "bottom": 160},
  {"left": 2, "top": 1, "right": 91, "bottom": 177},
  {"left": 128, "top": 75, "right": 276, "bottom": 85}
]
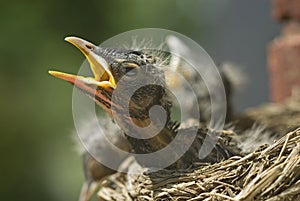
[{"left": 49, "top": 37, "right": 117, "bottom": 115}]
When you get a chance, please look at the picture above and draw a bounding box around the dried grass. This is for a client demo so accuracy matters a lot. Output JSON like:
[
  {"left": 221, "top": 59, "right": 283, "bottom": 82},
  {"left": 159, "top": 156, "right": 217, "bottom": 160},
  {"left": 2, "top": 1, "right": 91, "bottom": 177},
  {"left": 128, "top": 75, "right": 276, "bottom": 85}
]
[{"left": 98, "top": 128, "right": 300, "bottom": 201}]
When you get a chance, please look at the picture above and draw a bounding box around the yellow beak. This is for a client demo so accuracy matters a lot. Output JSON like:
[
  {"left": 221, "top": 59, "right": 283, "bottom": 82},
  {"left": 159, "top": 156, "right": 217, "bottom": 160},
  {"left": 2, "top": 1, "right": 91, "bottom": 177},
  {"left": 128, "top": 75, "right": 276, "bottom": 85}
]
[{"left": 48, "top": 36, "right": 120, "bottom": 115}]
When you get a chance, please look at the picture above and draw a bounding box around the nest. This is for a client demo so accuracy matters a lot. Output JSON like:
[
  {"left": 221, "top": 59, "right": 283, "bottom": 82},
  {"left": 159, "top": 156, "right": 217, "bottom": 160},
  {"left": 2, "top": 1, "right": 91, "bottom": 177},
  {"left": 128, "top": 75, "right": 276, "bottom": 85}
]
[{"left": 98, "top": 97, "right": 300, "bottom": 201}]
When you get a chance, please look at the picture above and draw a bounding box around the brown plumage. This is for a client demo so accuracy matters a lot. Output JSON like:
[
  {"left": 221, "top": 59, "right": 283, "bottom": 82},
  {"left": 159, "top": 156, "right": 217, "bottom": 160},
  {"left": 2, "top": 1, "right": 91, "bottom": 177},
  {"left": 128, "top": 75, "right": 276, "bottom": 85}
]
[{"left": 49, "top": 36, "right": 242, "bottom": 200}]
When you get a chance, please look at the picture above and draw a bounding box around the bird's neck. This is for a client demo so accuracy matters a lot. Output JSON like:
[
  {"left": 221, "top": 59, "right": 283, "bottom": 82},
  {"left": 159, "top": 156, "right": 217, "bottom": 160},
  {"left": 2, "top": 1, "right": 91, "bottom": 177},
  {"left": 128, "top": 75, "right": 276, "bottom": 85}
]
[
  {"left": 112, "top": 99, "right": 176, "bottom": 155},
  {"left": 124, "top": 124, "right": 176, "bottom": 154},
  {"left": 123, "top": 119, "right": 202, "bottom": 169},
  {"left": 120, "top": 93, "right": 174, "bottom": 154}
]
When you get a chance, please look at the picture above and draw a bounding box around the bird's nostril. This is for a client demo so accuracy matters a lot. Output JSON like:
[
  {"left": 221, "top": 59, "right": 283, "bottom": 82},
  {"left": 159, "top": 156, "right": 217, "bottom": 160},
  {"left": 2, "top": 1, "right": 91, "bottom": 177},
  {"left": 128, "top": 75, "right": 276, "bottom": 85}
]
[{"left": 85, "top": 44, "right": 94, "bottom": 50}]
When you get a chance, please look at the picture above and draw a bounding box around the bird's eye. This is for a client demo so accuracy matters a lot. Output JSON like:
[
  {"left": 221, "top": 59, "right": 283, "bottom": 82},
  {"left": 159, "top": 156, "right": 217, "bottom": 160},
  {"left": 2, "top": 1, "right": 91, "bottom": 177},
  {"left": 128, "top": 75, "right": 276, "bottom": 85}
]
[
  {"left": 121, "top": 62, "right": 140, "bottom": 78},
  {"left": 121, "top": 66, "right": 139, "bottom": 77}
]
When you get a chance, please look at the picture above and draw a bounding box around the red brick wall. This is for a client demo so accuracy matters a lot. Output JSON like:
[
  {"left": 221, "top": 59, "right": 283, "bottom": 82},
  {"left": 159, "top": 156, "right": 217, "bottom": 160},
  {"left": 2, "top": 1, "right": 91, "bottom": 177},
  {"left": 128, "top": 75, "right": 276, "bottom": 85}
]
[{"left": 268, "top": 0, "right": 300, "bottom": 102}]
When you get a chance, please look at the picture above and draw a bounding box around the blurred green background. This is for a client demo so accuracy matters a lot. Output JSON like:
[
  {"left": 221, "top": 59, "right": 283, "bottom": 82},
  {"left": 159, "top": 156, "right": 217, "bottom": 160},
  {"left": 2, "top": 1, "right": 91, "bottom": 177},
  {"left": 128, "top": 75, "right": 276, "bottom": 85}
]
[{"left": 0, "top": 1, "right": 278, "bottom": 201}]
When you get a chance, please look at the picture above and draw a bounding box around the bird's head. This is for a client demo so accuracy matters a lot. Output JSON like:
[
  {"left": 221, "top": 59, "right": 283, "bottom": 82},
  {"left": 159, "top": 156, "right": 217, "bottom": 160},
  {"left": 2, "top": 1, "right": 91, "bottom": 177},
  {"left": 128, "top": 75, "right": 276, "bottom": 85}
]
[{"left": 49, "top": 37, "right": 171, "bottom": 137}]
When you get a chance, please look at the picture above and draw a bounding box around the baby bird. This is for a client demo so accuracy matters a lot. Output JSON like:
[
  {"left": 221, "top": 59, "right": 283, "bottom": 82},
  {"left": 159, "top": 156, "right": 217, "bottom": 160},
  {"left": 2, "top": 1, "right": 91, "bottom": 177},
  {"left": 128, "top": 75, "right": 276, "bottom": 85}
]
[
  {"left": 50, "top": 36, "right": 241, "bottom": 169},
  {"left": 50, "top": 36, "right": 248, "bottom": 200}
]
